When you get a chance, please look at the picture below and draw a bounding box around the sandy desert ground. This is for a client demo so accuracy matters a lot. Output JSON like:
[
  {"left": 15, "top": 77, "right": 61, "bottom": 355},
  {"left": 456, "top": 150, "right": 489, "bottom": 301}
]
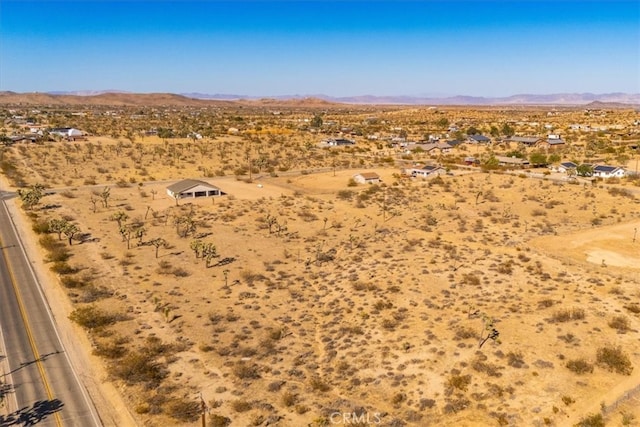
[{"left": 1, "top": 112, "right": 640, "bottom": 426}]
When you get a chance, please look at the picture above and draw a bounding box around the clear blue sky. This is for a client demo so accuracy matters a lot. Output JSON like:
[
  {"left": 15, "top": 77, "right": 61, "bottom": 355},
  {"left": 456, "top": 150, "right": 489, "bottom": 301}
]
[{"left": 1, "top": 1, "right": 638, "bottom": 97}]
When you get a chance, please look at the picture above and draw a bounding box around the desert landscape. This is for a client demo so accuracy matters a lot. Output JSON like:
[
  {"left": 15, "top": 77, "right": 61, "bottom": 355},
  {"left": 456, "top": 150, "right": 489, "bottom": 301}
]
[{"left": 1, "top": 95, "right": 640, "bottom": 427}]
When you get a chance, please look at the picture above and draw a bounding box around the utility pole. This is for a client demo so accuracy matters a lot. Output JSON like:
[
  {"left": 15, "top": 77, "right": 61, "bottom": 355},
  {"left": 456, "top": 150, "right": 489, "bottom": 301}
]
[{"left": 200, "top": 393, "right": 206, "bottom": 427}]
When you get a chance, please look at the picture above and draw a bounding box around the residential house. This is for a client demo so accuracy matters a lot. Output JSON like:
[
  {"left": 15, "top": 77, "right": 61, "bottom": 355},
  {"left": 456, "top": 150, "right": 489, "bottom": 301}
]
[
  {"left": 166, "top": 179, "right": 223, "bottom": 199},
  {"left": 536, "top": 136, "right": 566, "bottom": 150},
  {"left": 505, "top": 136, "right": 544, "bottom": 146},
  {"left": 324, "top": 138, "right": 355, "bottom": 146},
  {"left": 557, "top": 162, "right": 578, "bottom": 174},
  {"left": 592, "top": 165, "right": 626, "bottom": 179},
  {"left": 463, "top": 156, "right": 479, "bottom": 165},
  {"left": 50, "top": 127, "right": 84, "bottom": 140},
  {"left": 468, "top": 135, "right": 491, "bottom": 144},
  {"left": 408, "top": 165, "right": 445, "bottom": 178},
  {"left": 409, "top": 142, "right": 452, "bottom": 156},
  {"left": 496, "top": 156, "right": 530, "bottom": 168},
  {"left": 353, "top": 172, "right": 382, "bottom": 184}
]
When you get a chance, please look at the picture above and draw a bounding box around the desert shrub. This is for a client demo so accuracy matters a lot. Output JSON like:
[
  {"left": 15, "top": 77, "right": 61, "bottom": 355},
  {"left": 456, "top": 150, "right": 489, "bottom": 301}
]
[
  {"left": 165, "top": 397, "right": 201, "bottom": 422},
  {"left": 51, "top": 261, "right": 77, "bottom": 275},
  {"left": 60, "top": 275, "right": 89, "bottom": 289},
  {"left": 232, "top": 362, "right": 260, "bottom": 379},
  {"left": 446, "top": 374, "right": 471, "bottom": 392},
  {"left": 93, "top": 337, "right": 129, "bottom": 359},
  {"left": 281, "top": 391, "right": 297, "bottom": 407},
  {"left": 455, "top": 327, "right": 477, "bottom": 340},
  {"left": 550, "top": 308, "right": 585, "bottom": 323},
  {"left": 109, "top": 351, "right": 168, "bottom": 387},
  {"left": 471, "top": 358, "right": 502, "bottom": 377},
  {"left": 538, "top": 298, "right": 555, "bottom": 309},
  {"left": 391, "top": 392, "right": 405, "bottom": 405},
  {"left": 507, "top": 351, "right": 526, "bottom": 368},
  {"left": 443, "top": 397, "right": 471, "bottom": 414},
  {"left": 230, "top": 400, "right": 252, "bottom": 412},
  {"left": 337, "top": 190, "right": 355, "bottom": 200},
  {"left": 171, "top": 267, "right": 190, "bottom": 277},
  {"left": 575, "top": 413, "right": 605, "bottom": 427},
  {"left": 381, "top": 318, "right": 398, "bottom": 330},
  {"left": 267, "top": 381, "right": 284, "bottom": 392},
  {"left": 40, "top": 235, "right": 71, "bottom": 262},
  {"left": 608, "top": 187, "right": 634, "bottom": 199},
  {"left": 565, "top": 358, "right": 593, "bottom": 374},
  {"left": 496, "top": 261, "right": 513, "bottom": 275},
  {"left": 624, "top": 303, "right": 640, "bottom": 314},
  {"left": 596, "top": 346, "right": 633, "bottom": 375},
  {"left": 78, "top": 285, "right": 113, "bottom": 303},
  {"left": 32, "top": 219, "right": 50, "bottom": 234},
  {"left": 562, "top": 395, "right": 575, "bottom": 406},
  {"left": 461, "top": 273, "right": 481, "bottom": 286},
  {"left": 608, "top": 315, "right": 630, "bottom": 333},
  {"left": 352, "top": 282, "right": 377, "bottom": 291},
  {"left": 309, "top": 376, "right": 331, "bottom": 392},
  {"left": 209, "top": 414, "right": 231, "bottom": 427},
  {"left": 69, "top": 305, "right": 125, "bottom": 329}
]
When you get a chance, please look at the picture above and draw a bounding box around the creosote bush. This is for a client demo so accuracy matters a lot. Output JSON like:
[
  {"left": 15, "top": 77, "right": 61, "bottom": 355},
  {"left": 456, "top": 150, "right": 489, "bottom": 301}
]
[
  {"left": 575, "top": 413, "right": 605, "bottom": 427},
  {"left": 550, "top": 308, "right": 585, "bottom": 323},
  {"left": 69, "top": 305, "right": 125, "bottom": 329},
  {"left": 596, "top": 345, "right": 633, "bottom": 375},
  {"left": 109, "top": 350, "right": 169, "bottom": 388},
  {"left": 165, "top": 397, "right": 201, "bottom": 422},
  {"left": 565, "top": 358, "right": 594, "bottom": 374}
]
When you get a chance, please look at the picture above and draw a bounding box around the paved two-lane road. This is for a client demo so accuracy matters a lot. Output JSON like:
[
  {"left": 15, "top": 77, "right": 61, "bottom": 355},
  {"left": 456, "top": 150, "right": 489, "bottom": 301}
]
[{"left": 0, "top": 191, "right": 101, "bottom": 426}]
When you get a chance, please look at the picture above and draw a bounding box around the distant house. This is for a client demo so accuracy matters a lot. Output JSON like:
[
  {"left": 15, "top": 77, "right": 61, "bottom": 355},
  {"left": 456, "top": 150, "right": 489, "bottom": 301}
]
[
  {"left": 557, "top": 162, "right": 577, "bottom": 173},
  {"left": 353, "top": 172, "right": 381, "bottom": 184},
  {"left": 463, "top": 156, "right": 479, "bottom": 165},
  {"left": 409, "top": 142, "right": 452, "bottom": 156},
  {"left": 324, "top": 138, "right": 355, "bottom": 146},
  {"left": 49, "top": 127, "right": 84, "bottom": 141},
  {"left": 536, "top": 135, "right": 566, "bottom": 150},
  {"left": 166, "top": 179, "right": 223, "bottom": 199},
  {"left": 8, "top": 135, "right": 38, "bottom": 144},
  {"left": 505, "top": 136, "right": 544, "bottom": 146},
  {"left": 592, "top": 165, "right": 625, "bottom": 179},
  {"left": 496, "top": 156, "right": 529, "bottom": 168},
  {"left": 446, "top": 139, "right": 465, "bottom": 148},
  {"left": 468, "top": 135, "right": 491, "bottom": 144},
  {"left": 408, "top": 165, "right": 445, "bottom": 178}
]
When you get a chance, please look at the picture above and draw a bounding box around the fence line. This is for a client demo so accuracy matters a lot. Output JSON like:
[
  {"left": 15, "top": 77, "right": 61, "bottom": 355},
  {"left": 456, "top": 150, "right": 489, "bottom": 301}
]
[{"left": 602, "top": 382, "right": 640, "bottom": 416}]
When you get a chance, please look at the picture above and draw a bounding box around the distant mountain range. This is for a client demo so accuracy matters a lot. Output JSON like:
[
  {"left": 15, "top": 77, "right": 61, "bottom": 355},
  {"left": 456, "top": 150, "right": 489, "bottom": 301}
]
[
  {"left": 181, "top": 92, "right": 640, "bottom": 106},
  {"left": 1, "top": 91, "right": 638, "bottom": 107}
]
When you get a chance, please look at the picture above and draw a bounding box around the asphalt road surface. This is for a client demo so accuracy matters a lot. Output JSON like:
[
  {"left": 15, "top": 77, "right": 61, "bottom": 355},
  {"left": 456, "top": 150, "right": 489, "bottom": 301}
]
[{"left": 0, "top": 192, "right": 101, "bottom": 426}]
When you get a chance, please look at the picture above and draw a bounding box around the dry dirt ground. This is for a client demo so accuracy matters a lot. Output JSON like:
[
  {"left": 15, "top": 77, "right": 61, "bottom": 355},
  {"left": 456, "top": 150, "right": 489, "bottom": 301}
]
[{"left": 2, "top": 138, "right": 640, "bottom": 427}]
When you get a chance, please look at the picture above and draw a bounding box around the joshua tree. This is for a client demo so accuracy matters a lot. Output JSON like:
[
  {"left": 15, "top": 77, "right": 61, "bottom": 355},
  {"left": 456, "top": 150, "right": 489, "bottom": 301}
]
[
  {"left": 203, "top": 243, "right": 218, "bottom": 268},
  {"left": 135, "top": 226, "right": 146, "bottom": 246},
  {"left": 62, "top": 223, "right": 80, "bottom": 246},
  {"left": 190, "top": 239, "right": 204, "bottom": 258},
  {"left": 149, "top": 237, "right": 167, "bottom": 258},
  {"left": 265, "top": 213, "right": 278, "bottom": 234},
  {"left": 17, "top": 184, "right": 45, "bottom": 210},
  {"left": 48, "top": 218, "right": 68, "bottom": 240},
  {"left": 110, "top": 211, "right": 129, "bottom": 228},
  {"left": 100, "top": 186, "right": 111, "bottom": 208},
  {"left": 89, "top": 195, "right": 99, "bottom": 213},
  {"left": 478, "top": 314, "right": 500, "bottom": 349}
]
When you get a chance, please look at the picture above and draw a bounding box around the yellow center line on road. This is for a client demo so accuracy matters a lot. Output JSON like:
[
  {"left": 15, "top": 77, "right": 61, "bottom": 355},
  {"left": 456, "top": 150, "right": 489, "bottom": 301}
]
[{"left": 0, "top": 237, "right": 64, "bottom": 427}]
